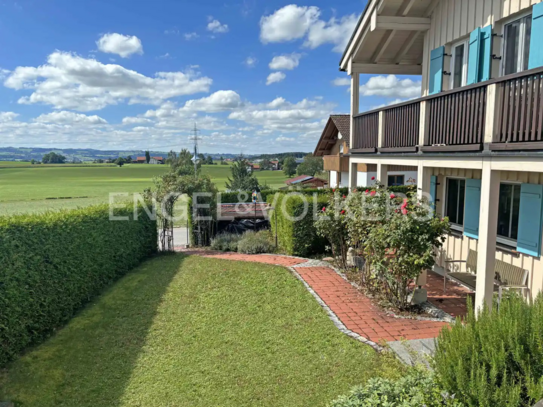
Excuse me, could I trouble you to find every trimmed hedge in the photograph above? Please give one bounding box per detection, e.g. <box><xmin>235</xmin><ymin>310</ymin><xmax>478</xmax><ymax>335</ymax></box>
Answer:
<box><xmin>267</xmin><ymin>193</ymin><xmax>329</xmax><ymax>257</ymax></box>
<box><xmin>0</xmin><ymin>204</ymin><xmax>157</xmax><ymax>366</ymax></box>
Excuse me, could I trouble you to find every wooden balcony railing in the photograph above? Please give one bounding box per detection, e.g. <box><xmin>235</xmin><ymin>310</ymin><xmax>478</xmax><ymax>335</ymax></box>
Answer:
<box><xmin>350</xmin><ymin>66</ymin><xmax>543</xmax><ymax>154</ymax></box>
<box><xmin>352</xmin><ymin>112</ymin><xmax>379</xmax><ymax>152</ymax></box>
<box><xmin>491</xmin><ymin>70</ymin><xmax>543</xmax><ymax>150</ymax></box>
<box><xmin>381</xmin><ymin>102</ymin><xmax>420</xmax><ymax>152</ymax></box>
<box><xmin>323</xmin><ymin>155</ymin><xmax>350</xmax><ymax>172</ymax></box>
<box><xmin>423</xmin><ymin>85</ymin><xmax>487</xmax><ymax>152</ymax></box>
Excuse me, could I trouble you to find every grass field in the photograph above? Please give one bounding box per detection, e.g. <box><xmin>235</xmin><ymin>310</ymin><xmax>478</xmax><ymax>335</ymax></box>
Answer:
<box><xmin>0</xmin><ymin>163</ymin><xmax>288</xmax><ymax>216</ymax></box>
<box><xmin>0</xmin><ymin>255</ymin><xmax>398</xmax><ymax>406</ymax></box>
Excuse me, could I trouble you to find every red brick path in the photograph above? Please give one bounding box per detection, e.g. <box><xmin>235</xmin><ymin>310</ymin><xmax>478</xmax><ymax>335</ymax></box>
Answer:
<box><xmin>179</xmin><ymin>250</ymin><xmax>466</xmax><ymax>343</ymax></box>
<box><xmin>426</xmin><ymin>271</ymin><xmax>470</xmax><ymax>318</ymax></box>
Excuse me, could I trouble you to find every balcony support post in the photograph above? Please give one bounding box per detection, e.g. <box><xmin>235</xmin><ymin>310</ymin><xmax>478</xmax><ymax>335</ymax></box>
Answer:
<box><xmin>377</xmin><ymin>163</ymin><xmax>388</xmax><ymax>186</ymax></box>
<box><xmin>378</xmin><ymin>111</ymin><xmax>385</xmax><ymax>149</ymax></box>
<box><xmin>419</xmin><ymin>100</ymin><xmax>429</xmax><ymax>148</ymax></box>
<box><xmin>415</xmin><ymin>161</ymin><xmax>432</xmax><ymax>290</ymax></box>
<box><xmin>484</xmin><ymin>83</ymin><xmax>499</xmax><ymax>148</ymax></box>
<box><xmin>475</xmin><ymin>161</ymin><xmax>501</xmax><ymax>314</ymax></box>
<box><xmin>349</xmin><ymin>161</ymin><xmax>358</xmax><ymax>190</ymax></box>
<box><xmin>350</xmin><ymin>68</ymin><xmax>359</xmax><ymax>149</ymax></box>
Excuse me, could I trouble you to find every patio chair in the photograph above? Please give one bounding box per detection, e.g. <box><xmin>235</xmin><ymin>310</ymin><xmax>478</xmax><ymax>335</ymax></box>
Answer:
<box><xmin>444</xmin><ymin>249</ymin><xmax>530</xmax><ymax>302</ymax></box>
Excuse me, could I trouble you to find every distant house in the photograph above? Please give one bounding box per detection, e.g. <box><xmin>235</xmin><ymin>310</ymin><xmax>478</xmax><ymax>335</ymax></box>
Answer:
<box><xmin>149</xmin><ymin>156</ymin><xmax>165</xmax><ymax>165</ymax></box>
<box><xmin>250</xmin><ymin>163</ymin><xmax>260</xmax><ymax>171</ymax></box>
<box><xmin>285</xmin><ymin>175</ymin><xmax>327</xmax><ymax>189</ymax></box>
<box><xmin>270</xmin><ymin>160</ymin><xmax>280</xmax><ymax>171</ymax></box>
<box><xmin>134</xmin><ymin>157</ymin><xmax>147</xmax><ymax>164</ymax></box>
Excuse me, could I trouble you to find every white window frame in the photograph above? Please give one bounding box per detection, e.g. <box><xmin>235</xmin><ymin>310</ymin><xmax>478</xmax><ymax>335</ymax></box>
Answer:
<box><xmin>450</xmin><ymin>39</ymin><xmax>469</xmax><ymax>89</ymax></box>
<box><xmin>501</xmin><ymin>11</ymin><xmax>533</xmax><ymax>76</ymax></box>
<box><xmin>496</xmin><ymin>181</ymin><xmax>522</xmax><ymax>247</ymax></box>
<box><xmin>443</xmin><ymin>176</ymin><xmax>467</xmax><ymax>232</ymax></box>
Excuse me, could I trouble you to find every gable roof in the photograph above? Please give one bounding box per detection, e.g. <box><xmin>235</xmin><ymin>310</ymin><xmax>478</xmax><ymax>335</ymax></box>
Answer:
<box><xmin>286</xmin><ymin>175</ymin><xmax>313</xmax><ymax>185</ymax></box>
<box><xmin>313</xmin><ymin>114</ymin><xmax>350</xmax><ymax>157</ymax></box>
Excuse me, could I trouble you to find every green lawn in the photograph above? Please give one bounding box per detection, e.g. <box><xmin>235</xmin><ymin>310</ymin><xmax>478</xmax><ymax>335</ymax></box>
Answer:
<box><xmin>0</xmin><ymin>163</ymin><xmax>288</xmax><ymax>215</ymax></box>
<box><xmin>0</xmin><ymin>255</ymin><xmax>398</xmax><ymax>407</ymax></box>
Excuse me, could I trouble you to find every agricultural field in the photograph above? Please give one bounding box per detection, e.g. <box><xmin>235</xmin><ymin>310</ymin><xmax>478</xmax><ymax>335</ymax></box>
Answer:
<box><xmin>0</xmin><ymin>163</ymin><xmax>288</xmax><ymax>216</ymax></box>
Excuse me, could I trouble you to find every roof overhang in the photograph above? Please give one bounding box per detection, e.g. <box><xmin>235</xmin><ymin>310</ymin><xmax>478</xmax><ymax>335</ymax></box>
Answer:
<box><xmin>340</xmin><ymin>0</ymin><xmax>439</xmax><ymax>75</ymax></box>
<box><xmin>314</xmin><ymin>117</ymin><xmax>341</xmax><ymax>157</ymax></box>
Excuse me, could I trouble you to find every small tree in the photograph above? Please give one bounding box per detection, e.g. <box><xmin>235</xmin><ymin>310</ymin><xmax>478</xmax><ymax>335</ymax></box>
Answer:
<box><xmin>260</xmin><ymin>158</ymin><xmax>271</xmax><ymax>171</ymax></box>
<box><xmin>115</xmin><ymin>157</ymin><xmax>125</xmax><ymax>167</ymax></box>
<box><xmin>125</xmin><ymin>156</ymin><xmax>132</xmax><ymax>163</ymax></box>
<box><xmin>296</xmin><ymin>154</ymin><xmax>323</xmax><ymax>176</ymax></box>
<box><xmin>170</xmin><ymin>148</ymin><xmax>200</xmax><ymax>176</ymax></box>
<box><xmin>225</xmin><ymin>158</ymin><xmax>260</xmax><ymax>191</ymax></box>
<box><xmin>283</xmin><ymin>157</ymin><xmax>297</xmax><ymax>177</ymax></box>
<box><xmin>145</xmin><ymin>151</ymin><xmax>151</xmax><ymax>163</ymax></box>
<box><xmin>361</xmin><ymin>185</ymin><xmax>450</xmax><ymax>308</ymax></box>
<box><xmin>42</xmin><ymin>152</ymin><xmax>66</xmax><ymax>164</ymax></box>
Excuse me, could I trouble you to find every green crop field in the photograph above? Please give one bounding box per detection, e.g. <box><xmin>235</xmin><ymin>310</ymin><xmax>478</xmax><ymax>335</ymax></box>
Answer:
<box><xmin>0</xmin><ymin>163</ymin><xmax>288</xmax><ymax>216</ymax></box>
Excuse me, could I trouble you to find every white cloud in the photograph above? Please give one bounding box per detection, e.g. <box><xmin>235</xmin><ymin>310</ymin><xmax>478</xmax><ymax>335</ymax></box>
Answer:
<box><xmin>158</xmin><ymin>53</ymin><xmax>172</xmax><ymax>59</ymax></box>
<box><xmin>4</xmin><ymin>51</ymin><xmax>213</xmax><ymax>111</ymax></box>
<box><xmin>370</xmin><ymin>99</ymin><xmax>407</xmax><ymax>110</ymax></box>
<box><xmin>360</xmin><ymin>75</ymin><xmax>421</xmax><ymax>99</ymax></box>
<box><xmin>96</xmin><ymin>33</ymin><xmax>143</xmax><ymax>58</ymax></box>
<box><xmin>0</xmin><ymin>111</ymin><xmax>19</xmax><ymax>122</ymax></box>
<box><xmin>276</xmin><ymin>136</ymin><xmax>294</xmax><ymax>142</ymax></box>
<box><xmin>304</xmin><ymin>14</ymin><xmax>358</xmax><ymax>52</ymax></box>
<box><xmin>122</xmin><ymin>116</ymin><xmax>153</xmax><ymax>125</ymax></box>
<box><xmin>184</xmin><ymin>32</ymin><xmax>199</xmax><ymax>40</ymax></box>
<box><xmin>260</xmin><ymin>5</ymin><xmax>319</xmax><ymax>43</ymax></box>
<box><xmin>34</xmin><ymin>111</ymin><xmax>108</xmax><ymax>125</ymax></box>
<box><xmin>244</xmin><ymin>56</ymin><xmax>258</xmax><ymax>68</ymax></box>
<box><xmin>332</xmin><ymin>77</ymin><xmax>351</xmax><ymax>86</ymax></box>
<box><xmin>266</xmin><ymin>72</ymin><xmax>286</xmax><ymax>85</ymax></box>
<box><xmin>269</xmin><ymin>53</ymin><xmax>302</xmax><ymax>70</ymax></box>
<box><xmin>267</xmin><ymin>97</ymin><xmax>287</xmax><ymax>108</ymax></box>
<box><xmin>207</xmin><ymin>17</ymin><xmax>229</xmax><ymax>33</ymax></box>
<box><xmin>164</xmin><ymin>28</ymin><xmax>180</xmax><ymax>35</ymax></box>
<box><xmin>260</xmin><ymin>4</ymin><xmax>320</xmax><ymax>44</ymax></box>
<box><xmin>182</xmin><ymin>90</ymin><xmax>243</xmax><ymax>112</ymax></box>
<box><xmin>260</xmin><ymin>5</ymin><xmax>358</xmax><ymax>53</ymax></box>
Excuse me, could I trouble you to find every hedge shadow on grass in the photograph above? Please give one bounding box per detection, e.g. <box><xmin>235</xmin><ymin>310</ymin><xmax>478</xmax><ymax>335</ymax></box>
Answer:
<box><xmin>0</xmin><ymin>254</ymin><xmax>184</xmax><ymax>407</ymax></box>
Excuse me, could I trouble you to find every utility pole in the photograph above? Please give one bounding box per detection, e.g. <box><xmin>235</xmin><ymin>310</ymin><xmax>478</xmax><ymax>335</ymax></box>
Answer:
<box><xmin>189</xmin><ymin>122</ymin><xmax>202</xmax><ymax>177</ymax></box>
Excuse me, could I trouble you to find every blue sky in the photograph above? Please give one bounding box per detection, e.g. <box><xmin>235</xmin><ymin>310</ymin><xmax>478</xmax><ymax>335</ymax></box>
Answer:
<box><xmin>0</xmin><ymin>0</ymin><xmax>421</xmax><ymax>154</ymax></box>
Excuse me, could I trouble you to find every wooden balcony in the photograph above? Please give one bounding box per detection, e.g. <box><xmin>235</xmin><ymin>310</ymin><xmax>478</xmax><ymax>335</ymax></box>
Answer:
<box><xmin>351</xmin><ymin>67</ymin><xmax>543</xmax><ymax>154</ymax></box>
<box><xmin>323</xmin><ymin>155</ymin><xmax>350</xmax><ymax>172</ymax></box>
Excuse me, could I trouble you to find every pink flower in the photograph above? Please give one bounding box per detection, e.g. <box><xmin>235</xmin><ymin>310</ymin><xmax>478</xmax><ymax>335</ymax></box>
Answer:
<box><xmin>342</xmin><ymin>195</ymin><xmax>346</xmax><ymax>199</ymax></box>
<box><xmin>340</xmin><ymin>210</ymin><xmax>346</xmax><ymax>215</ymax></box>
<box><xmin>390</xmin><ymin>193</ymin><xmax>396</xmax><ymax>199</ymax></box>
<box><xmin>365</xmin><ymin>189</ymin><xmax>369</xmax><ymax>195</ymax></box>
<box><xmin>322</xmin><ymin>207</ymin><xmax>326</xmax><ymax>212</ymax></box>
<box><xmin>401</xmin><ymin>208</ymin><xmax>408</xmax><ymax>215</ymax></box>
<box><xmin>332</xmin><ymin>189</ymin><xmax>336</xmax><ymax>193</ymax></box>
<box><xmin>370</xmin><ymin>191</ymin><xmax>376</xmax><ymax>197</ymax></box>
<box><xmin>371</xmin><ymin>176</ymin><xmax>375</xmax><ymax>180</ymax></box>
<box><xmin>353</xmin><ymin>189</ymin><xmax>358</xmax><ymax>193</ymax></box>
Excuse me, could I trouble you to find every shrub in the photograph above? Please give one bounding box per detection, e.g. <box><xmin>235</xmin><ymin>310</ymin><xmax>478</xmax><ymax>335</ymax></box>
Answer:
<box><xmin>237</xmin><ymin>230</ymin><xmax>275</xmax><ymax>254</ymax></box>
<box><xmin>267</xmin><ymin>193</ymin><xmax>329</xmax><ymax>257</ymax></box>
<box><xmin>434</xmin><ymin>294</ymin><xmax>543</xmax><ymax>406</ymax></box>
<box><xmin>0</xmin><ymin>204</ymin><xmax>157</xmax><ymax>367</ymax></box>
<box><xmin>329</xmin><ymin>368</ymin><xmax>460</xmax><ymax>406</ymax></box>
<box><xmin>315</xmin><ymin>191</ymin><xmax>350</xmax><ymax>269</ymax></box>
<box><xmin>210</xmin><ymin>233</ymin><xmax>242</xmax><ymax>252</ymax></box>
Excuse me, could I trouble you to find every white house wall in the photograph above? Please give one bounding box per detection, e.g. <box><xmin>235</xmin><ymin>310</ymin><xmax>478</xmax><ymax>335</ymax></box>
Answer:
<box><xmin>421</xmin><ymin>0</ymin><xmax>541</xmax><ymax>95</ymax></box>
<box><xmin>340</xmin><ymin>171</ymin><xmax>350</xmax><ymax>188</ymax></box>
<box><xmin>330</xmin><ymin>171</ymin><xmax>338</xmax><ymax>188</ymax></box>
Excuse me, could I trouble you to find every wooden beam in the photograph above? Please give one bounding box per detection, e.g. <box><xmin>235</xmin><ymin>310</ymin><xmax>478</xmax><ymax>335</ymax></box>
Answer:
<box><xmin>397</xmin><ymin>0</ymin><xmax>417</xmax><ymax>16</ymax></box>
<box><xmin>349</xmin><ymin>63</ymin><xmax>422</xmax><ymax>75</ymax></box>
<box><xmin>394</xmin><ymin>31</ymin><xmax>420</xmax><ymax>63</ymax></box>
<box><xmin>371</xmin><ymin>30</ymin><xmax>396</xmax><ymax>63</ymax></box>
<box><xmin>371</xmin><ymin>12</ymin><xmax>431</xmax><ymax>31</ymax></box>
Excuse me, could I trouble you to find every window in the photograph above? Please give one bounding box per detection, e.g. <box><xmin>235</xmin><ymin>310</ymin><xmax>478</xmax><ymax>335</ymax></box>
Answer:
<box><xmin>446</xmin><ymin>178</ymin><xmax>466</xmax><ymax>226</ymax></box>
<box><xmin>503</xmin><ymin>14</ymin><xmax>532</xmax><ymax>75</ymax></box>
<box><xmin>388</xmin><ymin>175</ymin><xmax>405</xmax><ymax>186</ymax></box>
<box><xmin>497</xmin><ymin>183</ymin><xmax>521</xmax><ymax>243</ymax></box>
<box><xmin>451</xmin><ymin>41</ymin><xmax>468</xmax><ymax>88</ymax></box>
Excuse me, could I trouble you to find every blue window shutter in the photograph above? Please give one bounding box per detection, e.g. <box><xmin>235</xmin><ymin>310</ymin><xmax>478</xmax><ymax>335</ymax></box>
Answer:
<box><xmin>430</xmin><ymin>175</ymin><xmax>438</xmax><ymax>212</ymax></box>
<box><xmin>529</xmin><ymin>3</ymin><xmax>543</xmax><ymax>69</ymax></box>
<box><xmin>517</xmin><ymin>183</ymin><xmax>543</xmax><ymax>257</ymax></box>
<box><xmin>479</xmin><ymin>25</ymin><xmax>493</xmax><ymax>82</ymax></box>
<box><xmin>467</xmin><ymin>28</ymin><xmax>481</xmax><ymax>85</ymax></box>
<box><xmin>464</xmin><ymin>179</ymin><xmax>482</xmax><ymax>239</ymax></box>
<box><xmin>429</xmin><ymin>47</ymin><xmax>445</xmax><ymax>95</ymax></box>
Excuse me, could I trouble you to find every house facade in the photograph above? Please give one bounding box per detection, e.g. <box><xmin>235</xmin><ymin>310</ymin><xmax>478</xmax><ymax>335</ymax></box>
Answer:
<box><xmin>314</xmin><ymin>115</ymin><xmax>418</xmax><ymax>188</ymax></box>
<box><xmin>341</xmin><ymin>0</ymin><xmax>543</xmax><ymax>311</ymax></box>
